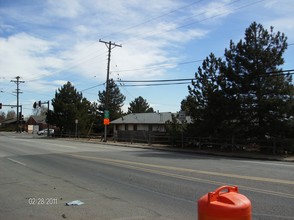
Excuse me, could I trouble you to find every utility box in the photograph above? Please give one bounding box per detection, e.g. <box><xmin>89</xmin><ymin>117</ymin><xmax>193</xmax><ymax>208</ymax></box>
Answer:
<box><xmin>33</xmin><ymin>125</ymin><xmax>39</xmax><ymax>134</ymax></box>
<box><xmin>28</xmin><ymin>125</ymin><xmax>39</xmax><ymax>134</ymax></box>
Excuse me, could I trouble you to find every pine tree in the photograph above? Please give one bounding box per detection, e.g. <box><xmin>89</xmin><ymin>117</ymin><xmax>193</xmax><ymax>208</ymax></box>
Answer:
<box><xmin>97</xmin><ymin>79</ymin><xmax>126</xmax><ymax>120</ymax></box>
<box><xmin>185</xmin><ymin>22</ymin><xmax>293</xmax><ymax>138</ymax></box>
<box><xmin>128</xmin><ymin>96</ymin><xmax>154</xmax><ymax>113</ymax></box>
<box><xmin>221</xmin><ymin>22</ymin><xmax>292</xmax><ymax>137</ymax></box>
<box><xmin>47</xmin><ymin>82</ymin><xmax>93</xmax><ymax>133</ymax></box>
<box><xmin>187</xmin><ymin>53</ymin><xmax>230</xmax><ymax>136</ymax></box>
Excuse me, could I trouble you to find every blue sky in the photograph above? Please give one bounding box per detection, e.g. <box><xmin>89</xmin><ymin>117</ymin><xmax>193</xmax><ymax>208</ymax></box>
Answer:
<box><xmin>0</xmin><ymin>0</ymin><xmax>293</xmax><ymax>117</ymax></box>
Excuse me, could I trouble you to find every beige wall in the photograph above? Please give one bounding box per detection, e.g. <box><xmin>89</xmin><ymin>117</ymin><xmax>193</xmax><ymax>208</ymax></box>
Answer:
<box><xmin>114</xmin><ymin>124</ymin><xmax>166</xmax><ymax>132</ymax></box>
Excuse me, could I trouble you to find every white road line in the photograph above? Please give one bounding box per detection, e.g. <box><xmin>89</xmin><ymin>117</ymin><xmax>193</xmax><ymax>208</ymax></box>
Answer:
<box><xmin>7</xmin><ymin>158</ymin><xmax>27</xmax><ymax>167</ymax></box>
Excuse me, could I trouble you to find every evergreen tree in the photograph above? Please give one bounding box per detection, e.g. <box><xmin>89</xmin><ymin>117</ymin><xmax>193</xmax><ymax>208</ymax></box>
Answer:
<box><xmin>221</xmin><ymin>22</ymin><xmax>292</xmax><ymax>137</ymax></box>
<box><xmin>47</xmin><ymin>82</ymin><xmax>93</xmax><ymax>134</ymax></box>
<box><xmin>165</xmin><ymin>114</ymin><xmax>183</xmax><ymax>146</ymax></box>
<box><xmin>181</xmin><ymin>95</ymin><xmax>195</xmax><ymax>117</ymax></box>
<box><xmin>187</xmin><ymin>53</ymin><xmax>233</xmax><ymax>136</ymax></box>
<box><xmin>185</xmin><ymin>22</ymin><xmax>293</xmax><ymax>138</ymax></box>
<box><xmin>97</xmin><ymin>79</ymin><xmax>126</xmax><ymax>120</ymax></box>
<box><xmin>128</xmin><ymin>96</ymin><xmax>154</xmax><ymax>113</ymax></box>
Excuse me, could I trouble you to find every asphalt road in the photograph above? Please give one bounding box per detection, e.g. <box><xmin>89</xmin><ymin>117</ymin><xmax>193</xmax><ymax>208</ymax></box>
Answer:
<box><xmin>0</xmin><ymin>132</ymin><xmax>293</xmax><ymax>220</ymax></box>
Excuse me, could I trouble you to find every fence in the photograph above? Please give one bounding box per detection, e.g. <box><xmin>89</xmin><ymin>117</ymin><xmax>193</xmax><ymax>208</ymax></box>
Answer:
<box><xmin>53</xmin><ymin>130</ymin><xmax>293</xmax><ymax>155</ymax></box>
<box><xmin>114</xmin><ymin>130</ymin><xmax>170</xmax><ymax>145</ymax></box>
<box><xmin>114</xmin><ymin>131</ymin><xmax>293</xmax><ymax>155</ymax></box>
<box><xmin>182</xmin><ymin>136</ymin><xmax>293</xmax><ymax>155</ymax></box>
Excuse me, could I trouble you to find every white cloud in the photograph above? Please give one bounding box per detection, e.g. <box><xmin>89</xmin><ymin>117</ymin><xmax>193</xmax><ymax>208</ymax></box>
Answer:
<box><xmin>52</xmin><ymin>80</ymin><xmax>69</xmax><ymax>87</ymax></box>
<box><xmin>270</xmin><ymin>18</ymin><xmax>294</xmax><ymax>35</ymax></box>
<box><xmin>53</xmin><ymin>24</ymin><xmax>207</xmax><ymax>83</ymax></box>
<box><xmin>4</xmin><ymin>0</ymin><xmax>292</xmax><ymax>115</ymax></box>
<box><xmin>45</xmin><ymin>0</ymin><xmax>83</xmax><ymax>18</ymax></box>
<box><xmin>185</xmin><ymin>0</ymin><xmax>235</xmax><ymax>25</ymax></box>
<box><xmin>0</xmin><ymin>0</ymin><xmax>213</xmax><ymax>94</ymax></box>
<box><xmin>0</xmin><ymin>33</ymin><xmax>64</xmax><ymax>82</ymax></box>
<box><xmin>74</xmin><ymin>25</ymin><xmax>97</xmax><ymax>37</ymax></box>
<box><xmin>264</xmin><ymin>0</ymin><xmax>293</xmax><ymax>12</ymax></box>
<box><xmin>0</xmin><ymin>23</ymin><xmax>14</xmax><ymax>33</ymax></box>
<box><xmin>202</xmin><ymin>1</ymin><xmax>233</xmax><ymax>19</ymax></box>
<box><xmin>261</xmin><ymin>0</ymin><xmax>294</xmax><ymax>39</ymax></box>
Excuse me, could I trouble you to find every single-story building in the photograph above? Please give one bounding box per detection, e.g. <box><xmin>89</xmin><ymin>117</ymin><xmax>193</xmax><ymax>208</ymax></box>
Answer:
<box><xmin>110</xmin><ymin>112</ymin><xmax>191</xmax><ymax>142</ymax></box>
<box><xmin>25</xmin><ymin>115</ymin><xmax>47</xmax><ymax>133</ymax></box>
<box><xmin>0</xmin><ymin>118</ymin><xmax>17</xmax><ymax>130</ymax></box>
<box><xmin>0</xmin><ymin>117</ymin><xmax>26</xmax><ymax>131</ymax></box>
<box><xmin>111</xmin><ymin>112</ymin><xmax>173</xmax><ymax>132</ymax></box>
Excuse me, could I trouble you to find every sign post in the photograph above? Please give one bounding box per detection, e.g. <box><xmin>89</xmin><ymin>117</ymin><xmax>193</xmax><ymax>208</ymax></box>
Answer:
<box><xmin>75</xmin><ymin>119</ymin><xmax>78</xmax><ymax>139</ymax></box>
<box><xmin>179</xmin><ymin>111</ymin><xmax>186</xmax><ymax>148</ymax></box>
<box><xmin>104</xmin><ymin>110</ymin><xmax>110</xmax><ymax>141</ymax></box>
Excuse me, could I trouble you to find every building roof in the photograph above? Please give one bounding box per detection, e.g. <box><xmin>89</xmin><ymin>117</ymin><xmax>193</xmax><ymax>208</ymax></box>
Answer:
<box><xmin>1</xmin><ymin>117</ymin><xmax>17</xmax><ymax>124</ymax></box>
<box><xmin>29</xmin><ymin>115</ymin><xmax>46</xmax><ymax>124</ymax></box>
<box><xmin>111</xmin><ymin>112</ymin><xmax>173</xmax><ymax>125</ymax></box>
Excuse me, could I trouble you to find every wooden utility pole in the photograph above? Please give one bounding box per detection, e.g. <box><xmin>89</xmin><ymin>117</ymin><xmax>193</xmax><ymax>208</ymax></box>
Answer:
<box><xmin>11</xmin><ymin>76</ymin><xmax>25</xmax><ymax>133</ymax></box>
<box><xmin>99</xmin><ymin>40</ymin><xmax>122</xmax><ymax>142</ymax></box>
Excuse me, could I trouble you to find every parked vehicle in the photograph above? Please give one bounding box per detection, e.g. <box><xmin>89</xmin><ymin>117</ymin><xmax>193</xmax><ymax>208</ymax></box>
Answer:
<box><xmin>37</xmin><ymin>129</ymin><xmax>54</xmax><ymax>135</ymax></box>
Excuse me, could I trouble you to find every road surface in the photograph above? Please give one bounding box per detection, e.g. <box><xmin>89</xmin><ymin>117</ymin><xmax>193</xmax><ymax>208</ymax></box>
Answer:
<box><xmin>0</xmin><ymin>132</ymin><xmax>293</xmax><ymax>219</ymax></box>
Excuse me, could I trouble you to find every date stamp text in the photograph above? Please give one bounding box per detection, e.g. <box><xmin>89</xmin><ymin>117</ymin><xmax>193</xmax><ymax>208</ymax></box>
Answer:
<box><xmin>28</xmin><ymin>197</ymin><xmax>58</xmax><ymax>205</ymax></box>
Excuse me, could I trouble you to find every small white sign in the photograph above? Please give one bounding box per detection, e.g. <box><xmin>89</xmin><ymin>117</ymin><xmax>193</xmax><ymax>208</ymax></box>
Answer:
<box><xmin>179</xmin><ymin>111</ymin><xmax>186</xmax><ymax>121</ymax></box>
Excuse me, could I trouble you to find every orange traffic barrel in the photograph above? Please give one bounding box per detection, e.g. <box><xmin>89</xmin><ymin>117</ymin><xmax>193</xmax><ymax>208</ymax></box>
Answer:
<box><xmin>198</xmin><ymin>186</ymin><xmax>251</xmax><ymax>220</ymax></box>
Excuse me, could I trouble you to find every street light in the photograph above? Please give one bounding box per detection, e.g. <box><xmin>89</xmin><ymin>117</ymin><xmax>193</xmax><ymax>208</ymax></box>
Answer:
<box><xmin>0</xmin><ymin>90</ymin><xmax>17</xmax><ymax>96</ymax></box>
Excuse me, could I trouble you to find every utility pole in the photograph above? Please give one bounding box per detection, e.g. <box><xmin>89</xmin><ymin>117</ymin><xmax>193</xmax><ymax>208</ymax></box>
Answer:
<box><xmin>11</xmin><ymin>76</ymin><xmax>25</xmax><ymax>133</ymax></box>
<box><xmin>99</xmin><ymin>39</ymin><xmax>122</xmax><ymax>142</ymax></box>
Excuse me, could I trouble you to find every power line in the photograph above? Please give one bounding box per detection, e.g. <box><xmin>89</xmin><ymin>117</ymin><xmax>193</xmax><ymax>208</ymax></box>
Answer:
<box><xmin>259</xmin><ymin>69</ymin><xmax>294</xmax><ymax>77</ymax></box>
<box><xmin>26</xmin><ymin>0</ymin><xmax>267</xmax><ymax>84</ymax></box>
<box><xmin>80</xmin><ymin>83</ymin><xmax>105</xmax><ymax>92</ymax></box>
<box><xmin>116</xmin><ymin>69</ymin><xmax>294</xmax><ymax>87</ymax></box>
<box><xmin>50</xmin><ymin>1</ymin><xmax>203</xmax><ymax>78</ymax></box>
<box><xmin>120</xmin><ymin>82</ymin><xmax>190</xmax><ymax>87</ymax></box>
<box><xmin>170</xmin><ymin>0</ymin><xmax>264</xmax><ymax>32</ymax></box>
<box><xmin>111</xmin><ymin>59</ymin><xmax>136</xmax><ymax>105</ymax></box>
<box><xmin>25</xmin><ymin>50</ymin><xmax>108</xmax><ymax>83</ymax></box>
<box><xmin>113</xmin><ymin>59</ymin><xmax>204</xmax><ymax>73</ymax></box>
<box><xmin>74</xmin><ymin>0</ymin><xmax>278</xmax><ymax>85</ymax></box>
<box><xmin>41</xmin><ymin>1</ymin><xmax>205</xmax><ymax>79</ymax></box>
<box><xmin>16</xmin><ymin>0</ymin><xmax>288</xmax><ymax>91</ymax></box>
<box><xmin>33</xmin><ymin>0</ymin><xmax>259</xmax><ymax>80</ymax></box>
<box><xmin>99</xmin><ymin>0</ymin><xmax>205</xmax><ymax>40</ymax></box>
<box><xmin>49</xmin><ymin>1</ymin><xmax>200</xmax><ymax>77</ymax></box>
<box><xmin>118</xmin><ymin>78</ymin><xmax>193</xmax><ymax>83</ymax></box>
<box><xmin>119</xmin><ymin>0</ymin><xmax>264</xmax><ymax>45</ymax></box>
